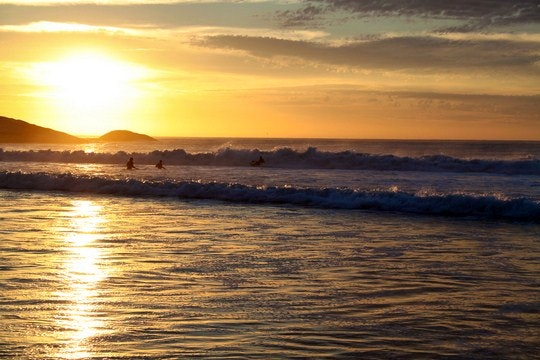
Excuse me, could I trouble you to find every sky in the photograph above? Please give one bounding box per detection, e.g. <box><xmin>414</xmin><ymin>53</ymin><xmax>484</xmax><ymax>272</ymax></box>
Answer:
<box><xmin>0</xmin><ymin>0</ymin><xmax>539</xmax><ymax>139</ymax></box>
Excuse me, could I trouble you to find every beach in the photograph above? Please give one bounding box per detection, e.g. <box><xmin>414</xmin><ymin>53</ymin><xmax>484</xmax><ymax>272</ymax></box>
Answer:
<box><xmin>1</xmin><ymin>138</ymin><xmax>539</xmax><ymax>358</ymax></box>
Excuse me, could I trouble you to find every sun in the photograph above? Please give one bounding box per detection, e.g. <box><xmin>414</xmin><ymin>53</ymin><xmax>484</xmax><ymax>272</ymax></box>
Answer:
<box><xmin>30</xmin><ymin>50</ymin><xmax>149</xmax><ymax>134</ymax></box>
<box><xmin>38</xmin><ymin>51</ymin><xmax>145</xmax><ymax>108</ymax></box>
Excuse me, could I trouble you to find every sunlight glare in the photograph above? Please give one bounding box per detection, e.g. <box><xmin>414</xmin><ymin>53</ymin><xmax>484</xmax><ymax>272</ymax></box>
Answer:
<box><xmin>37</xmin><ymin>52</ymin><xmax>145</xmax><ymax>108</ymax></box>
<box><xmin>56</xmin><ymin>200</ymin><xmax>109</xmax><ymax>359</ymax></box>
<box><xmin>29</xmin><ymin>50</ymin><xmax>150</xmax><ymax>134</ymax></box>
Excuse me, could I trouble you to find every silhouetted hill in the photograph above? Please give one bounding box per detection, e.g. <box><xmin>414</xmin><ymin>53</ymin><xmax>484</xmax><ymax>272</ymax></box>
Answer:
<box><xmin>98</xmin><ymin>130</ymin><xmax>157</xmax><ymax>142</ymax></box>
<box><xmin>0</xmin><ymin>116</ymin><xmax>157</xmax><ymax>143</ymax></box>
<box><xmin>0</xmin><ymin>116</ymin><xmax>82</xmax><ymax>143</ymax></box>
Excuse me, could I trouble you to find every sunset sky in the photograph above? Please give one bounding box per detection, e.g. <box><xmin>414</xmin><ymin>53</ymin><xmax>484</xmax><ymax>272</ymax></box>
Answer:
<box><xmin>1</xmin><ymin>0</ymin><xmax>539</xmax><ymax>139</ymax></box>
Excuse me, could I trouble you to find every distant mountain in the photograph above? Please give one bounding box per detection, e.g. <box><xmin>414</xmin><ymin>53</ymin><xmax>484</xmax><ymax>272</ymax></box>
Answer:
<box><xmin>0</xmin><ymin>116</ymin><xmax>157</xmax><ymax>143</ymax></box>
<box><xmin>0</xmin><ymin>116</ymin><xmax>82</xmax><ymax>143</ymax></box>
<box><xmin>98</xmin><ymin>130</ymin><xmax>157</xmax><ymax>142</ymax></box>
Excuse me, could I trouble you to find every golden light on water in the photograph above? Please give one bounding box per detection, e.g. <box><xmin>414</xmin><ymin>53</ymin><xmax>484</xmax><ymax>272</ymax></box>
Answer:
<box><xmin>83</xmin><ymin>144</ymin><xmax>98</xmax><ymax>154</ymax></box>
<box><xmin>56</xmin><ymin>200</ymin><xmax>108</xmax><ymax>359</ymax></box>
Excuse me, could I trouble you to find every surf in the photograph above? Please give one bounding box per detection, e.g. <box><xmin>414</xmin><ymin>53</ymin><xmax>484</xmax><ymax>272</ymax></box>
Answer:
<box><xmin>1</xmin><ymin>170</ymin><xmax>538</xmax><ymax>221</ymax></box>
<box><xmin>0</xmin><ymin>147</ymin><xmax>539</xmax><ymax>175</ymax></box>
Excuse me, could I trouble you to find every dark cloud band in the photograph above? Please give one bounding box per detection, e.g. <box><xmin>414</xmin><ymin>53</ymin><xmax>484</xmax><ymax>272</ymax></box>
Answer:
<box><xmin>279</xmin><ymin>0</ymin><xmax>540</xmax><ymax>30</ymax></box>
<box><xmin>197</xmin><ymin>34</ymin><xmax>540</xmax><ymax>72</ymax></box>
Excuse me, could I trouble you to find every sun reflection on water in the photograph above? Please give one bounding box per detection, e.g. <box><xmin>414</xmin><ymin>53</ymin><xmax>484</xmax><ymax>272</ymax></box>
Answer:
<box><xmin>56</xmin><ymin>200</ymin><xmax>108</xmax><ymax>359</ymax></box>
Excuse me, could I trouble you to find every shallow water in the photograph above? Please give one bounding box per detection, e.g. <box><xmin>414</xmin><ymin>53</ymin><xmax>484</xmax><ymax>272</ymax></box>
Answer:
<box><xmin>1</xmin><ymin>189</ymin><xmax>538</xmax><ymax>359</ymax></box>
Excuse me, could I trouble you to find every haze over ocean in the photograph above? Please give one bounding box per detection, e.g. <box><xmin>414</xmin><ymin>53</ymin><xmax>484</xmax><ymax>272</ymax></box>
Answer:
<box><xmin>1</xmin><ymin>138</ymin><xmax>539</xmax><ymax>358</ymax></box>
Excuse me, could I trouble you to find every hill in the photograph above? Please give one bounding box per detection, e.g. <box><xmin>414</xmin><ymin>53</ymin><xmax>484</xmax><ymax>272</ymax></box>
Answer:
<box><xmin>0</xmin><ymin>116</ymin><xmax>157</xmax><ymax>143</ymax></box>
<box><xmin>0</xmin><ymin>116</ymin><xmax>82</xmax><ymax>143</ymax></box>
<box><xmin>98</xmin><ymin>130</ymin><xmax>157</xmax><ymax>142</ymax></box>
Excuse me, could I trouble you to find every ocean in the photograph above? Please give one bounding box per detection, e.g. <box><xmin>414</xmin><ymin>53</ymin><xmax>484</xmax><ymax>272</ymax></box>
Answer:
<box><xmin>0</xmin><ymin>138</ymin><xmax>539</xmax><ymax>359</ymax></box>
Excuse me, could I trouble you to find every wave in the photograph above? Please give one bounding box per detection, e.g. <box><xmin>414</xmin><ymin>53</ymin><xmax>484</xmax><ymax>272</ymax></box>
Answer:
<box><xmin>1</xmin><ymin>171</ymin><xmax>538</xmax><ymax>222</ymax></box>
<box><xmin>0</xmin><ymin>147</ymin><xmax>539</xmax><ymax>175</ymax></box>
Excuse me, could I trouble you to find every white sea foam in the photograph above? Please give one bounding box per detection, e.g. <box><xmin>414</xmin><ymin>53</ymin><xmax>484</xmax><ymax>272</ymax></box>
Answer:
<box><xmin>1</xmin><ymin>171</ymin><xmax>538</xmax><ymax>221</ymax></box>
<box><xmin>0</xmin><ymin>147</ymin><xmax>538</xmax><ymax>174</ymax></box>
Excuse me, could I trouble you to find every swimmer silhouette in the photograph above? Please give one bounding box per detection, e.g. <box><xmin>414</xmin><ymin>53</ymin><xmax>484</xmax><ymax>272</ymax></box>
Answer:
<box><xmin>126</xmin><ymin>157</ymin><xmax>137</xmax><ymax>170</ymax></box>
<box><xmin>250</xmin><ymin>156</ymin><xmax>265</xmax><ymax>167</ymax></box>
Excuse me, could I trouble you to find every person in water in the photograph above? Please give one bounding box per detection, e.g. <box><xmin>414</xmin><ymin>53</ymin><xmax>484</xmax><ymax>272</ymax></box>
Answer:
<box><xmin>126</xmin><ymin>157</ymin><xmax>137</xmax><ymax>170</ymax></box>
<box><xmin>156</xmin><ymin>160</ymin><xmax>165</xmax><ymax>169</ymax></box>
<box><xmin>250</xmin><ymin>156</ymin><xmax>265</xmax><ymax>167</ymax></box>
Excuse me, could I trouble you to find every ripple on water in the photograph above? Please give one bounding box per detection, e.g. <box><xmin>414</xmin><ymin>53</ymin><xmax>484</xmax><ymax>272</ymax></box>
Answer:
<box><xmin>0</xmin><ymin>191</ymin><xmax>539</xmax><ymax>358</ymax></box>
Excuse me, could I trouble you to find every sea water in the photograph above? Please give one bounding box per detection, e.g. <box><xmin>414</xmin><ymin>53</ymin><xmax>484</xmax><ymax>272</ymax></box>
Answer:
<box><xmin>0</xmin><ymin>139</ymin><xmax>539</xmax><ymax>358</ymax></box>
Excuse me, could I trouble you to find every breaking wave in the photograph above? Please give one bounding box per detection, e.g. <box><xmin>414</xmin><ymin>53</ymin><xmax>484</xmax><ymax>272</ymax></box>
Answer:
<box><xmin>1</xmin><ymin>171</ymin><xmax>538</xmax><ymax>221</ymax></box>
<box><xmin>0</xmin><ymin>147</ymin><xmax>538</xmax><ymax>175</ymax></box>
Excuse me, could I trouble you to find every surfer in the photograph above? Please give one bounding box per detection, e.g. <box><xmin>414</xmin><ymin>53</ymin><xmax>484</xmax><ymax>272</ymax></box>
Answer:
<box><xmin>250</xmin><ymin>156</ymin><xmax>265</xmax><ymax>167</ymax></box>
<box><xmin>156</xmin><ymin>160</ymin><xmax>165</xmax><ymax>169</ymax></box>
<box><xmin>126</xmin><ymin>157</ymin><xmax>137</xmax><ymax>170</ymax></box>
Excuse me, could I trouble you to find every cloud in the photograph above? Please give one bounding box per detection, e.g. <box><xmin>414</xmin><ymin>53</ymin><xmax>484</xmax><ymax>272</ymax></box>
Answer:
<box><xmin>0</xmin><ymin>21</ymin><xmax>141</xmax><ymax>35</ymax></box>
<box><xmin>0</xmin><ymin>0</ymin><xmax>247</xmax><ymax>4</ymax></box>
<box><xmin>0</xmin><ymin>2</ymin><xmax>279</xmax><ymax>30</ymax></box>
<box><xmin>278</xmin><ymin>0</ymin><xmax>540</xmax><ymax>30</ymax></box>
<box><xmin>388</xmin><ymin>91</ymin><xmax>540</xmax><ymax>118</ymax></box>
<box><xmin>0</xmin><ymin>21</ymin><xmax>328</xmax><ymax>43</ymax></box>
<box><xmin>197</xmin><ymin>34</ymin><xmax>540</xmax><ymax>72</ymax></box>
<box><xmin>242</xmin><ymin>86</ymin><xmax>540</xmax><ymax>139</ymax></box>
